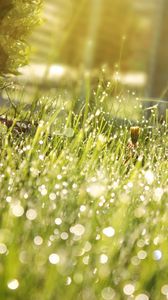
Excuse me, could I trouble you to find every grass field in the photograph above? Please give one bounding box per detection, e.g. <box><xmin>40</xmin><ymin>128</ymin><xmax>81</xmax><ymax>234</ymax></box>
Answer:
<box><xmin>0</xmin><ymin>87</ymin><xmax>167</xmax><ymax>300</ymax></box>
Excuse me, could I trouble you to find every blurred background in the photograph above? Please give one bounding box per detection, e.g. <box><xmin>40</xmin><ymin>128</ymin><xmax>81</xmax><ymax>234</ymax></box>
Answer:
<box><xmin>10</xmin><ymin>0</ymin><xmax>168</xmax><ymax>116</ymax></box>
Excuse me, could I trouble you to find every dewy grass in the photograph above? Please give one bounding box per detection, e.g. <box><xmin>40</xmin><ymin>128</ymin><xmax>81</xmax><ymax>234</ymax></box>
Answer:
<box><xmin>0</xmin><ymin>94</ymin><xmax>167</xmax><ymax>300</ymax></box>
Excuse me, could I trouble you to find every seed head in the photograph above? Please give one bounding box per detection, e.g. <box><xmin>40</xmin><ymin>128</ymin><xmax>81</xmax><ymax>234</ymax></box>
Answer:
<box><xmin>130</xmin><ymin>126</ymin><xmax>140</xmax><ymax>145</ymax></box>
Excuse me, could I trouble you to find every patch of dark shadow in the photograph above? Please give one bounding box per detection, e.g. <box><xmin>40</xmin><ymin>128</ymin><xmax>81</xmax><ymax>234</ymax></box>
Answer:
<box><xmin>0</xmin><ymin>45</ymin><xmax>8</xmax><ymax>72</ymax></box>
<box><xmin>0</xmin><ymin>0</ymin><xmax>14</xmax><ymax>21</ymax></box>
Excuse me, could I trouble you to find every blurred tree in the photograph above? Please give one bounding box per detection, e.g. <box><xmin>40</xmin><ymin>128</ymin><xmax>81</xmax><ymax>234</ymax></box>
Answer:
<box><xmin>31</xmin><ymin>0</ymin><xmax>134</xmax><ymax>71</ymax></box>
<box><xmin>148</xmin><ymin>0</ymin><xmax>168</xmax><ymax>100</ymax></box>
<box><xmin>0</xmin><ymin>0</ymin><xmax>42</xmax><ymax>76</ymax></box>
<box><xmin>59</xmin><ymin>0</ymin><xmax>134</xmax><ymax>70</ymax></box>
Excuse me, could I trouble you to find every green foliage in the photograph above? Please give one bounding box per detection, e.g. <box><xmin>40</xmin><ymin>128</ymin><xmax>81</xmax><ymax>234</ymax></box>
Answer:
<box><xmin>0</xmin><ymin>0</ymin><xmax>42</xmax><ymax>76</ymax></box>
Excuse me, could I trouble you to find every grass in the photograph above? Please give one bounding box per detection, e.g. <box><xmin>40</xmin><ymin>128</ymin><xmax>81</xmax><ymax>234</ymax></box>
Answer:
<box><xmin>0</xmin><ymin>86</ymin><xmax>167</xmax><ymax>300</ymax></box>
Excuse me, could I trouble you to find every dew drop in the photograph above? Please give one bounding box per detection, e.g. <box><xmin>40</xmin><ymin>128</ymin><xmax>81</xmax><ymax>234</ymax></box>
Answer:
<box><xmin>70</xmin><ymin>224</ymin><xmax>85</xmax><ymax>236</ymax></box>
<box><xmin>83</xmin><ymin>255</ymin><xmax>89</xmax><ymax>265</ymax></box>
<box><xmin>7</xmin><ymin>279</ymin><xmax>19</xmax><ymax>290</ymax></box>
<box><xmin>11</xmin><ymin>203</ymin><xmax>24</xmax><ymax>217</ymax></box>
<box><xmin>49</xmin><ymin>253</ymin><xmax>60</xmax><ymax>265</ymax></box>
<box><xmin>137</xmin><ymin>250</ymin><xmax>147</xmax><ymax>260</ymax></box>
<box><xmin>144</xmin><ymin>170</ymin><xmax>154</xmax><ymax>185</ymax></box>
<box><xmin>87</xmin><ymin>182</ymin><xmax>106</xmax><ymax>198</ymax></box>
<box><xmin>135</xmin><ymin>294</ymin><xmax>149</xmax><ymax>300</ymax></box>
<box><xmin>100</xmin><ymin>254</ymin><xmax>108</xmax><ymax>264</ymax></box>
<box><xmin>123</xmin><ymin>284</ymin><xmax>135</xmax><ymax>295</ymax></box>
<box><xmin>161</xmin><ymin>284</ymin><xmax>168</xmax><ymax>295</ymax></box>
<box><xmin>55</xmin><ymin>218</ymin><xmax>62</xmax><ymax>225</ymax></box>
<box><xmin>154</xmin><ymin>188</ymin><xmax>164</xmax><ymax>201</ymax></box>
<box><xmin>60</xmin><ymin>232</ymin><xmax>69</xmax><ymax>240</ymax></box>
<box><xmin>0</xmin><ymin>243</ymin><xmax>7</xmax><ymax>254</ymax></box>
<box><xmin>49</xmin><ymin>193</ymin><xmax>56</xmax><ymax>201</ymax></box>
<box><xmin>102</xmin><ymin>227</ymin><xmax>115</xmax><ymax>237</ymax></box>
<box><xmin>66</xmin><ymin>276</ymin><xmax>72</xmax><ymax>286</ymax></box>
<box><xmin>153</xmin><ymin>250</ymin><xmax>162</xmax><ymax>261</ymax></box>
<box><xmin>101</xmin><ymin>287</ymin><xmax>115</xmax><ymax>300</ymax></box>
<box><xmin>26</xmin><ymin>209</ymin><xmax>37</xmax><ymax>220</ymax></box>
<box><xmin>34</xmin><ymin>236</ymin><xmax>43</xmax><ymax>246</ymax></box>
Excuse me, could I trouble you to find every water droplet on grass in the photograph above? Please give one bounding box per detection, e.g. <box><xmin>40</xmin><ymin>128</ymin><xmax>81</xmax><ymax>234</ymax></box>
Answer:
<box><xmin>60</xmin><ymin>232</ymin><xmax>69</xmax><ymax>240</ymax></box>
<box><xmin>6</xmin><ymin>196</ymin><xmax>12</xmax><ymax>203</ymax></box>
<box><xmin>34</xmin><ymin>236</ymin><xmax>43</xmax><ymax>246</ymax></box>
<box><xmin>38</xmin><ymin>185</ymin><xmax>47</xmax><ymax>196</ymax></box>
<box><xmin>39</xmin><ymin>154</ymin><xmax>44</xmax><ymax>161</ymax></box>
<box><xmin>137</xmin><ymin>250</ymin><xmax>147</xmax><ymax>260</ymax></box>
<box><xmin>83</xmin><ymin>255</ymin><xmax>89</xmax><ymax>265</ymax></box>
<box><xmin>161</xmin><ymin>284</ymin><xmax>168</xmax><ymax>295</ymax></box>
<box><xmin>83</xmin><ymin>241</ymin><xmax>92</xmax><ymax>252</ymax></box>
<box><xmin>144</xmin><ymin>170</ymin><xmax>154</xmax><ymax>185</ymax></box>
<box><xmin>135</xmin><ymin>294</ymin><xmax>149</xmax><ymax>300</ymax></box>
<box><xmin>100</xmin><ymin>254</ymin><xmax>108</xmax><ymax>264</ymax></box>
<box><xmin>153</xmin><ymin>250</ymin><xmax>162</xmax><ymax>261</ymax></box>
<box><xmin>154</xmin><ymin>188</ymin><xmax>164</xmax><ymax>201</ymax></box>
<box><xmin>123</xmin><ymin>283</ymin><xmax>135</xmax><ymax>295</ymax></box>
<box><xmin>49</xmin><ymin>253</ymin><xmax>60</xmax><ymax>264</ymax></box>
<box><xmin>87</xmin><ymin>182</ymin><xmax>106</xmax><ymax>198</ymax></box>
<box><xmin>65</xmin><ymin>277</ymin><xmax>72</xmax><ymax>286</ymax></box>
<box><xmin>0</xmin><ymin>243</ymin><xmax>7</xmax><ymax>254</ymax></box>
<box><xmin>101</xmin><ymin>287</ymin><xmax>115</xmax><ymax>300</ymax></box>
<box><xmin>70</xmin><ymin>224</ymin><xmax>85</xmax><ymax>236</ymax></box>
<box><xmin>49</xmin><ymin>193</ymin><xmax>56</xmax><ymax>201</ymax></box>
<box><xmin>80</xmin><ymin>205</ymin><xmax>86</xmax><ymax>212</ymax></box>
<box><xmin>7</xmin><ymin>279</ymin><xmax>19</xmax><ymax>290</ymax></box>
<box><xmin>102</xmin><ymin>227</ymin><xmax>115</xmax><ymax>237</ymax></box>
<box><xmin>11</xmin><ymin>203</ymin><xmax>24</xmax><ymax>217</ymax></box>
<box><xmin>26</xmin><ymin>209</ymin><xmax>37</xmax><ymax>221</ymax></box>
<box><xmin>55</xmin><ymin>218</ymin><xmax>62</xmax><ymax>225</ymax></box>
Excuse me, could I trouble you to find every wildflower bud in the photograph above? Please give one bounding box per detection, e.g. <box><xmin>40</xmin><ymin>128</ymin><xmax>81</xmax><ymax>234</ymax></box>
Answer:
<box><xmin>130</xmin><ymin>126</ymin><xmax>140</xmax><ymax>145</ymax></box>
